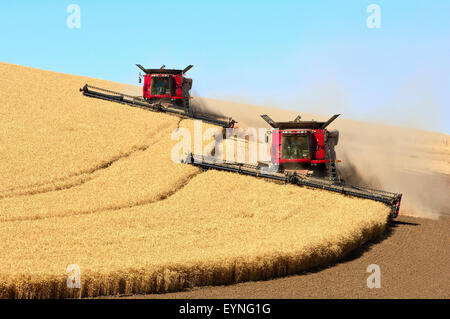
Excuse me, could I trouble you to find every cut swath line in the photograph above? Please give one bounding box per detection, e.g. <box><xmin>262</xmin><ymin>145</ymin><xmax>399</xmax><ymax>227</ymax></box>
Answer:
<box><xmin>0</xmin><ymin>123</ymin><xmax>175</xmax><ymax>200</ymax></box>
<box><xmin>0</xmin><ymin>145</ymin><xmax>147</xmax><ymax>200</ymax></box>
<box><xmin>0</xmin><ymin>170</ymin><xmax>202</xmax><ymax>223</ymax></box>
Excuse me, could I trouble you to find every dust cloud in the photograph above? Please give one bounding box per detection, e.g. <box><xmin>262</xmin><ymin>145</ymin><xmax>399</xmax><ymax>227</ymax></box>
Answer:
<box><xmin>193</xmin><ymin>95</ymin><xmax>449</xmax><ymax>219</ymax></box>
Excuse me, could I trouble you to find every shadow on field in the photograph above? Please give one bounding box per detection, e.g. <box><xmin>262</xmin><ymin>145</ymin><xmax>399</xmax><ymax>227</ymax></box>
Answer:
<box><xmin>391</xmin><ymin>220</ymin><xmax>420</xmax><ymax>226</ymax></box>
<box><xmin>109</xmin><ymin>217</ymin><xmax>423</xmax><ymax>298</ymax></box>
<box><xmin>148</xmin><ymin>218</ymin><xmax>424</xmax><ymax>297</ymax></box>
<box><xmin>297</xmin><ymin>217</ymin><xmax>421</xmax><ymax>276</ymax></box>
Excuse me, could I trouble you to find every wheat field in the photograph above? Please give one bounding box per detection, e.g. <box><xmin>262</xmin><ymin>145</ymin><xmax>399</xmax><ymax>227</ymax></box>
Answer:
<box><xmin>0</xmin><ymin>62</ymin><xmax>391</xmax><ymax>298</ymax></box>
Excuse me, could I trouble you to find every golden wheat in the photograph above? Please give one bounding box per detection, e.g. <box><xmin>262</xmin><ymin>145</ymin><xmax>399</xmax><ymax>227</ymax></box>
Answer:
<box><xmin>0</xmin><ymin>62</ymin><xmax>391</xmax><ymax>298</ymax></box>
<box><xmin>0</xmin><ymin>62</ymin><xmax>176</xmax><ymax>193</ymax></box>
<box><xmin>0</xmin><ymin>170</ymin><xmax>390</xmax><ymax>298</ymax></box>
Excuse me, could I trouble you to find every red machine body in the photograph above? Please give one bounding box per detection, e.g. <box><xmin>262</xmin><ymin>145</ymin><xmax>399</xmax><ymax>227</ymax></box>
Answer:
<box><xmin>270</xmin><ymin>129</ymin><xmax>330</xmax><ymax>165</ymax></box>
<box><xmin>137</xmin><ymin>64</ymin><xmax>193</xmax><ymax>108</ymax></box>
<box><xmin>261</xmin><ymin>114</ymin><xmax>340</xmax><ymax>177</ymax></box>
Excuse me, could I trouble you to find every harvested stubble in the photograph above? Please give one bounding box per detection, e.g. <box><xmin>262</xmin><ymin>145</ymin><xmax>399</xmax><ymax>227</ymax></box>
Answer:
<box><xmin>0</xmin><ymin>62</ymin><xmax>391</xmax><ymax>298</ymax></box>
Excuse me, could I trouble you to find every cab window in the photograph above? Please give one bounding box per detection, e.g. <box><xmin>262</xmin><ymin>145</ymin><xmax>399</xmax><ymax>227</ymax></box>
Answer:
<box><xmin>281</xmin><ymin>134</ymin><xmax>310</xmax><ymax>159</ymax></box>
<box><xmin>150</xmin><ymin>77</ymin><xmax>172</xmax><ymax>95</ymax></box>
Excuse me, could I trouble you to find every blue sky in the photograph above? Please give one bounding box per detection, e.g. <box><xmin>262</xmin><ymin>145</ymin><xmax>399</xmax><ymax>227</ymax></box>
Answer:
<box><xmin>1</xmin><ymin>0</ymin><xmax>449</xmax><ymax>133</ymax></box>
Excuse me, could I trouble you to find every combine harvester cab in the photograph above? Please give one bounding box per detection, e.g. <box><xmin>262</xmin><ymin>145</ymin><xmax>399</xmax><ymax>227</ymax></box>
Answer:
<box><xmin>137</xmin><ymin>64</ymin><xmax>193</xmax><ymax>110</ymax></box>
<box><xmin>80</xmin><ymin>64</ymin><xmax>235</xmax><ymax>128</ymax></box>
<box><xmin>183</xmin><ymin>114</ymin><xmax>402</xmax><ymax>219</ymax></box>
<box><xmin>260</xmin><ymin>114</ymin><xmax>341</xmax><ymax>181</ymax></box>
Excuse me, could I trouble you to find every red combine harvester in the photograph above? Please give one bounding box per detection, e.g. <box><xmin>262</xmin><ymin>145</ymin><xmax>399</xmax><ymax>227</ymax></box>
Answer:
<box><xmin>80</xmin><ymin>64</ymin><xmax>235</xmax><ymax>128</ymax></box>
<box><xmin>259</xmin><ymin>114</ymin><xmax>340</xmax><ymax>181</ymax></box>
<box><xmin>79</xmin><ymin>64</ymin><xmax>401</xmax><ymax>218</ymax></box>
<box><xmin>184</xmin><ymin>114</ymin><xmax>402</xmax><ymax>218</ymax></box>
<box><xmin>136</xmin><ymin>64</ymin><xmax>193</xmax><ymax>109</ymax></box>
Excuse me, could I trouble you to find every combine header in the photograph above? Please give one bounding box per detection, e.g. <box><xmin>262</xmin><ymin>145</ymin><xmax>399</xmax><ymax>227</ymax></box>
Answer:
<box><xmin>80</xmin><ymin>65</ymin><xmax>235</xmax><ymax>128</ymax></box>
<box><xmin>182</xmin><ymin>114</ymin><xmax>402</xmax><ymax>218</ymax></box>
